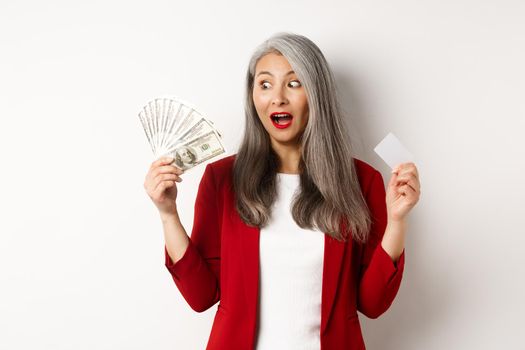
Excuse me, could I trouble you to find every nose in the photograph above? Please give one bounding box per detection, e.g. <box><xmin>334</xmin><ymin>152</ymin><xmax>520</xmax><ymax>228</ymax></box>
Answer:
<box><xmin>271</xmin><ymin>85</ymin><xmax>289</xmax><ymax>106</ymax></box>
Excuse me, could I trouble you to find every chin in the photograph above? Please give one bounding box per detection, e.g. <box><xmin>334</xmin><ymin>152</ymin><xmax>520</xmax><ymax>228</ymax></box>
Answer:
<box><xmin>271</xmin><ymin>135</ymin><xmax>302</xmax><ymax>145</ymax></box>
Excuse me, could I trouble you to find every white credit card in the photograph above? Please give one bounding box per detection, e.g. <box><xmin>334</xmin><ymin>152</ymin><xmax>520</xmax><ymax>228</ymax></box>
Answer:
<box><xmin>374</xmin><ymin>132</ymin><xmax>415</xmax><ymax>169</ymax></box>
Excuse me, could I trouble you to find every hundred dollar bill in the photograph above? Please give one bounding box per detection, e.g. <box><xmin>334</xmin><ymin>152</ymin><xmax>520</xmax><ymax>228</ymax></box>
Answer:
<box><xmin>166</xmin><ymin>130</ymin><xmax>226</xmax><ymax>171</ymax></box>
<box><xmin>145</xmin><ymin>101</ymin><xmax>159</xmax><ymax>155</ymax></box>
<box><xmin>163</xmin><ymin>118</ymin><xmax>217</xmax><ymax>153</ymax></box>
<box><xmin>138</xmin><ymin>96</ymin><xmax>226</xmax><ymax>167</ymax></box>
<box><xmin>138</xmin><ymin>110</ymin><xmax>155</xmax><ymax>154</ymax></box>
<box><xmin>172</xmin><ymin>108</ymin><xmax>203</xmax><ymax>138</ymax></box>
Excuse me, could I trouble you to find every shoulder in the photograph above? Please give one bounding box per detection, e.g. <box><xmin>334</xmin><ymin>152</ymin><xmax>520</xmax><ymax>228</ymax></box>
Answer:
<box><xmin>353</xmin><ymin>157</ymin><xmax>378</xmax><ymax>177</ymax></box>
<box><xmin>207</xmin><ymin>154</ymin><xmax>236</xmax><ymax>174</ymax></box>
<box><xmin>200</xmin><ymin>154</ymin><xmax>236</xmax><ymax>188</ymax></box>
<box><xmin>352</xmin><ymin>157</ymin><xmax>383</xmax><ymax>194</ymax></box>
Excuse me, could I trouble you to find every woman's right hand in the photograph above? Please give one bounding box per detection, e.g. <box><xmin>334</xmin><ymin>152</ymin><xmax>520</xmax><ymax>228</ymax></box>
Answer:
<box><xmin>144</xmin><ymin>157</ymin><xmax>185</xmax><ymax>216</ymax></box>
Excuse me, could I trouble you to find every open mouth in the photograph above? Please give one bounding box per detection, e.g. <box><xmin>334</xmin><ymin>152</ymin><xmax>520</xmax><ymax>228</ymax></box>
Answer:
<box><xmin>270</xmin><ymin>112</ymin><xmax>293</xmax><ymax>129</ymax></box>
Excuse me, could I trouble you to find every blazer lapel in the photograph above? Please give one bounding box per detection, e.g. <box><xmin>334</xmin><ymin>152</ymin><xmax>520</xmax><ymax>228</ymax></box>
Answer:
<box><xmin>239</xmin><ymin>222</ymin><xmax>260</xmax><ymax>323</ymax></box>
<box><xmin>320</xmin><ymin>233</ymin><xmax>346</xmax><ymax>334</ymax></box>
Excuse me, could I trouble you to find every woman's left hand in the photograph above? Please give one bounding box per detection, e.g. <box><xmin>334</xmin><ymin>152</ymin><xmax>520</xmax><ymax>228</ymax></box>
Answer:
<box><xmin>385</xmin><ymin>162</ymin><xmax>421</xmax><ymax>223</ymax></box>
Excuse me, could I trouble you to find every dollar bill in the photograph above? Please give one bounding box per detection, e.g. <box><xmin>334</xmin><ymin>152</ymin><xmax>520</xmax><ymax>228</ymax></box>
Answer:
<box><xmin>138</xmin><ymin>96</ymin><xmax>226</xmax><ymax>168</ymax></box>
<box><xmin>165</xmin><ymin>131</ymin><xmax>226</xmax><ymax>171</ymax></box>
<box><xmin>163</xmin><ymin>118</ymin><xmax>216</xmax><ymax>153</ymax></box>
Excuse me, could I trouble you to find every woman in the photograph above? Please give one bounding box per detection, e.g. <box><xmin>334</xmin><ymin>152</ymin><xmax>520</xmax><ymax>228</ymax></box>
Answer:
<box><xmin>143</xmin><ymin>32</ymin><xmax>421</xmax><ymax>349</ymax></box>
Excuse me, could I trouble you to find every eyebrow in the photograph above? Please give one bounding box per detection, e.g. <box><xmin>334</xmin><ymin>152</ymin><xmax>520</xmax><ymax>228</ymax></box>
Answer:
<box><xmin>255</xmin><ymin>70</ymin><xmax>295</xmax><ymax>78</ymax></box>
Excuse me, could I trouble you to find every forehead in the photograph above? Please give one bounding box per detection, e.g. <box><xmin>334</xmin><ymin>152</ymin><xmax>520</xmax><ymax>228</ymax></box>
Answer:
<box><xmin>255</xmin><ymin>53</ymin><xmax>294</xmax><ymax>75</ymax></box>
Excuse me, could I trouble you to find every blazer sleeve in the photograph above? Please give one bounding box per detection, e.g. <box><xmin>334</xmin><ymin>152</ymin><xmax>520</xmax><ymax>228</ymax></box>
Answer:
<box><xmin>357</xmin><ymin>170</ymin><xmax>406</xmax><ymax>319</ymax></box>
<box><xmin>163</xmin><ymin>163</ymin><xmax>221</xmax><ymax>313</ymax></box>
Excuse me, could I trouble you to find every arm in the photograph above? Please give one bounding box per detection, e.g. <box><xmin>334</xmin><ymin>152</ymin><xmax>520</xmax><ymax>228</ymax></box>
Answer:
<box><xmin>164</xmin><ymin>164</ymin><xmax>222</xmax><ymax>312</ymax></box>
<box><xmin>381</xmin><ymin>220</ymin><xmax>407</xmax><ymax>264</ymax></box>
<box><xmin>382</xmin><ymin>161</ymin><xmax>420</xmax><ymax>262</ymax></box>
<box><xmin>161</xmin><ymin>210</ymin><xmax>190</xmax><ymax>266</ymax></box>
<box><xmin>357</xmin><ymin>170</ymin><xmax>406</xmax><ymax>319</ymax></box>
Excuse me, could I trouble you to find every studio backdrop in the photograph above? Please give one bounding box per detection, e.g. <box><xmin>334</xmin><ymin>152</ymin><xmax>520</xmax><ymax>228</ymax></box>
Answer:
<box><xmin>1</xmin><ymin>0</ymin><xmax>524</xmax><ymax>349</ymax></box>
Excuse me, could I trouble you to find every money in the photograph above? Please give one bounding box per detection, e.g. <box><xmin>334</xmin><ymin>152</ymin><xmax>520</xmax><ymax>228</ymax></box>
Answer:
<box><xmin>168</xmin><ymin>131</ymin><xmax>226</xmax><ymax>171</ymax></box>
<box><xmin>138</xmin><ymin>97</ymin><xmax>226</xmax><ymax>171</ymax></box>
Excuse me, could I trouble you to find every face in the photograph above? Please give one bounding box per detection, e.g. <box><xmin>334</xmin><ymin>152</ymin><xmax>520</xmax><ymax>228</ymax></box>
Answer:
<box><xmin>179</xmin><ymin>148</ymin><xmax>193</xmax><ymax>163</ymax></box>
<box><xmin>252</xmin><ymin>53</ymin><xmax>309</xmax><ymax>148</ymax></box>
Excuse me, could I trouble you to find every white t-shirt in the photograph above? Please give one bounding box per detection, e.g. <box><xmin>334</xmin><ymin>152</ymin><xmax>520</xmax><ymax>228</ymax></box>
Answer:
<box><xmin>255</xmin><ymin>173</ymin><xmax>325</xmax><ymax>350</ymax></box>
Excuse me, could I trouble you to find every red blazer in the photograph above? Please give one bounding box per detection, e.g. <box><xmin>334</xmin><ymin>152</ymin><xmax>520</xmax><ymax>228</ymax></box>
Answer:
<box><xmin>164</xmin><ymin>154</ymin><xmax>405</xmax><ymax>349</ymax></box>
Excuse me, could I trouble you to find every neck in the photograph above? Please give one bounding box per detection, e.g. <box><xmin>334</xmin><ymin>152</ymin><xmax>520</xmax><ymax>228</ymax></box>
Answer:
<box><xmin>271</xmin><ymin>140</ymin><xmax>302</xmax><ymax>174</ymax></box>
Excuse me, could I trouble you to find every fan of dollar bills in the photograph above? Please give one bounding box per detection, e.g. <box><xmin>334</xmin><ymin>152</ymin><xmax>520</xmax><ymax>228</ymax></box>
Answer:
<box><xmin>138</xmin><ymin>96</ymin><xmax>226</xmax><ymax>171</ymax></box>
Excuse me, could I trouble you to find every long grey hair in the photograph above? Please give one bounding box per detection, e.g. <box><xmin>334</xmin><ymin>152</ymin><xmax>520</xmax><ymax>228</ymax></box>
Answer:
<box><xmin>233</xmin><ymin>32</ymin><xmax>372</xmax><ymax>243</ymax></box>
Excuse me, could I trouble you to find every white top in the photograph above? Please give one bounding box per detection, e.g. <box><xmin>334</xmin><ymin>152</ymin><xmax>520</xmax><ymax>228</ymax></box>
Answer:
<box><xmin>255</xmin><ymin>173</ymin><xmax>325</xmax><ymax>350</ymax></box>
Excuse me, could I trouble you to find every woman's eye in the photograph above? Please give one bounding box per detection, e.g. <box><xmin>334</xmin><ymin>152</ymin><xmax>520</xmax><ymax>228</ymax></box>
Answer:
<box><xmin>289</xmin><ymin>80</ymin><xmax>301</xmax><ymax>87</ymax></box>
<box><xmin>260</xmin><ymin>81</ymin><xmax>271</xmax><ymax>89</ymax></box>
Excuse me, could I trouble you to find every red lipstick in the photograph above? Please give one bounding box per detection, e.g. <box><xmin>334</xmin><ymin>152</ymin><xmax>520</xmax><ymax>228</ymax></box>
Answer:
<box><xmin>270</xmin><ymin>112</ymin><xmax>293</xmax><ymax>129</ymax></box>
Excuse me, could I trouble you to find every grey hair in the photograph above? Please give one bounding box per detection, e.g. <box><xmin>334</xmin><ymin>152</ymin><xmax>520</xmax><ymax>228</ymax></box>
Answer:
<box><xmin>233</xmin><ymin>32</ymin><xmax>371</xmax><ymax>243</ymax></box>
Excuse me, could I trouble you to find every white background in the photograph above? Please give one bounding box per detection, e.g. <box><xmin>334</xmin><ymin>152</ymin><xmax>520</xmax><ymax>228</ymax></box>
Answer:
<box><xmin>1</xmin><ymin>0</ymin><xmax>524</xmax><ymax>349</ymax></box>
